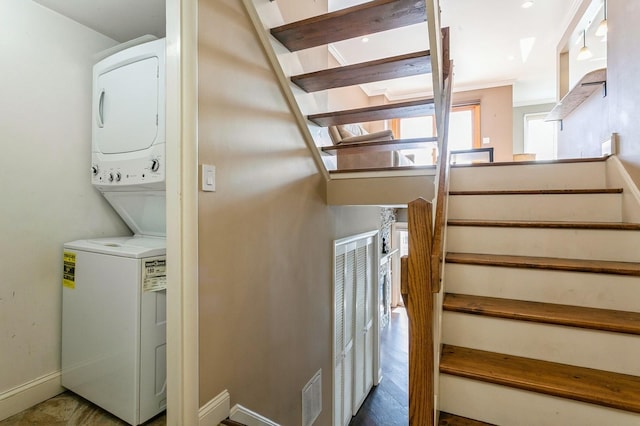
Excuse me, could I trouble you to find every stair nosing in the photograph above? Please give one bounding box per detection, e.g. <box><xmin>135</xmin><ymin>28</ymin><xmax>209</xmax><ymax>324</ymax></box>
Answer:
<box><xmin>321</xmin><ymin>136</ymin><xmax>438</xmax><ymax>154</ymax></box>
<box><xmin>439</xmin><ymin>412</ymin><xmax>496</xmax><ymax>426</ymax></box>
<box><xmin>448</xmin><ymin>188</ymin><xmax>622</xmax><ymax>196</ymax></box>
<box><xmin>327</xmin><ymin>164</ymin><xmax>436</xmax><ymax>174</ymax></box>
<box><xmin>443</xmin><ymin>293</ymin><xmax>640</xmax><ymax>335</ymax></box>
<box><xmin>270</xmin><ymin>0</ymin><xmax>426</xmax><ymax>52</ymax></box>
<box><xmin>308</xmin><ymin>98</ymin><xmax>435</xmax><ymax>127</ymax></box>
<box><xmin>440</xmin><ymin>344</ymin><xmax>640</xmax><ymax>414</ymax></box>
<box><xmin>450</xmin><ymin>156</ymin><xmax>609</xmax><ymax>168</ymax></box>
<box><xmin>292</xmin><ymin>50</ymin><xmax>432</xmax><ymax>92</ymax></box>
<box><xmin>445</xmin><ymin>252</ymin><xmax>640</xmax><ymax>276</ymax></box>
<box><xmin>447</xmin><ymin>219</ymin><xmax>640</xmax><ymax>230</ymax></box>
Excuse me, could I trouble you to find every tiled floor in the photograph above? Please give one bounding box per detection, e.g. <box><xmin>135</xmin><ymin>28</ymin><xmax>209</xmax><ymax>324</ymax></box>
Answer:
<box><xmin>350</xmin><ymin>306</ymin><xmax>409</xmax><ymax>425</ymax></box>
<box><xmin>0</xmin><ymin>392</ymin><xmax>166</xmax><ymax>426</ymax></box>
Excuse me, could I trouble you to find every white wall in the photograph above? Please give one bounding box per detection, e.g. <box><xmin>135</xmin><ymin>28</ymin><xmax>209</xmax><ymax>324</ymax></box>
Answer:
<box><xmin>556</xmin><ymin>1</ymin><xmax>640</xmax><ymax>180</ymax></box>
<box><xmin>0</xmin><ymin>0</ymin><xmax>128</xmax><ymax>407</ymax></box>
<box><xmin>608</xmin><ymin>1</ymin><xmax>640</xmax><ymax>182</ymax></box>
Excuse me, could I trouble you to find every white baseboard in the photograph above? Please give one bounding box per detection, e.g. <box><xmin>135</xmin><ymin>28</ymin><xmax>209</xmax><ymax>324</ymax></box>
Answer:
<box><xmin>0</xmin><ymin>371</ymin><xmax>64</xmax><ymax>421</ymax></box>
<box><xmin>230</xmin><ymin>404</ymin><xmax>280</xmax><ymax>426</ymax></box>
<box><xmin>199</xmin><ymin>389</ymin><xmax>230</xmax><ymax>426</ymax></box>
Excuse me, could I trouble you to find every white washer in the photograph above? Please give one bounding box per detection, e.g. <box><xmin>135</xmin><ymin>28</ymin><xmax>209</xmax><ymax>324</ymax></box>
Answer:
<box><xmin>62</xmin><ymin>236</ymin><xmax>166</xmax><ymax>425</ymax></box>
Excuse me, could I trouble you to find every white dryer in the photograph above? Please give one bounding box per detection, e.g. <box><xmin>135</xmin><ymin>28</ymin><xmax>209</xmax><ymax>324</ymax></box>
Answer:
<box><xmin>62</xmin><ymin>37</ymin><xmax>167</xmax><ymax>425</ymax></box>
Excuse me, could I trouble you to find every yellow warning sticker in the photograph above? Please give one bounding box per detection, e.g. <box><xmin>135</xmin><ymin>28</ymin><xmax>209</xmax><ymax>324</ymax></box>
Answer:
<box><xmin>63</xmin><ymin>251</ymin><xmax>76</xmax><ymax>289</ymax></box>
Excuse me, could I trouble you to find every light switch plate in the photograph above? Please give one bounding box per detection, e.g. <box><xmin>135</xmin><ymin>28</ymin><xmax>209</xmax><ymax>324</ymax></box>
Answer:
<box><xmin>201</xmin><ymin>164</ymin><xmax>215</xmax><ymax>192</ymax></box>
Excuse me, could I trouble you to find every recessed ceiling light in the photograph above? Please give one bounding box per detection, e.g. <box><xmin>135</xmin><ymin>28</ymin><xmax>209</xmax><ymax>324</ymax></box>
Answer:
<box><xmin>361</xmin><ymin>37</ymin><xmax>369</xmax><ymax>43</ymax></box>
<box><xmin>521</xmin><ymin>1</ymin><xmax>534</xmax><ymax>8</ymax></box>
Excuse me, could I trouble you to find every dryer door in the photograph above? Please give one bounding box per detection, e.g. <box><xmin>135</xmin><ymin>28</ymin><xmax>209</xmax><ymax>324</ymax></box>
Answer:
<box><xmin>94</xmin><ymin>56</ymin><xmax>160</xmax><ymax>154</ymax></box>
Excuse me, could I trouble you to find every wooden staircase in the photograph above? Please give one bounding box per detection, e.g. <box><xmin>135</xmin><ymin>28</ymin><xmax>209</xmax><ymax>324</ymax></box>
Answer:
<box><xmin>247</xmin><ymin>0</ymin><xmax>452</xmax><ymax>423</ymax></box>
<box><xmin>438</xmin><ymin>157</ymin><xmax>640</xmax><ymax>425</ymax></box>
<box><xmin>264</xmin><ymin>0</ymin><xmax>450</xmax><ymax>178</ymax></box>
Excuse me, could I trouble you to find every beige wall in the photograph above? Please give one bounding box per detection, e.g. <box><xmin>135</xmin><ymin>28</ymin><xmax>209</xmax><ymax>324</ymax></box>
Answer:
<box><xmin>0</xmin><ymin>0</ymin><xmax>126</xmax><ymax>405</ymax></box>
<box><xmin>198</xmin><ymin>1</ymin><xmax>381</xmax><ymax>424</ymax></box>
<box><xmin>453</xmin><ymin>85</ymin><xmax>514</xmax><ymax>162</ymax></box>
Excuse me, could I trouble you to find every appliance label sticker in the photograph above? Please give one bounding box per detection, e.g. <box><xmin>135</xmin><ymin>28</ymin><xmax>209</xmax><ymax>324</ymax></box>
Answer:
<box><xmin>143</xmin><ymin>258</ymin><xmax>167</xmax><ymax>292</ymax></box>
<box><xmin>63</xmin><ymin>252</ymin><xmax>76</xmax><ymax>289</ymax></box>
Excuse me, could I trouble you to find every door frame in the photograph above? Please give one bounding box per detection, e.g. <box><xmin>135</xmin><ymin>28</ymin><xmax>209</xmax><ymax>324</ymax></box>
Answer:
<box><xmin>166</xmin><ymin>0</ymin><xmax>200</xmax><ymax>424</ymax></box>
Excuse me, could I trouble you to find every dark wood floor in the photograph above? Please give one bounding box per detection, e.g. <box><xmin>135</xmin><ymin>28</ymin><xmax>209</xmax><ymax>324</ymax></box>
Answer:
<box><xmin>350</xmin><ymin>307</ymin><xmax>409</xmax><ymax>425</ymax></box>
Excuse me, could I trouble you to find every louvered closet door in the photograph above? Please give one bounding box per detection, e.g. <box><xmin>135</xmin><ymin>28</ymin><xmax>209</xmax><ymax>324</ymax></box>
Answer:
<box><xmin>335</xmin><ymin>233</ymin><xmax>378</xmax><ymax>426</ymax></box>
<box><xmin>334</xmin><ymin>243</ymin><xmax>356</xmax><ymax>426</ymax></box>
<box><xmin>353</xmin><ymin>237</ymin><xmax>375</xmax><ymax>413</ymax></box>
<box><xmin>363</xmin><ymin>239</ymin><xmax>375</xmax><ymax>393</ymax></box>
<box><xmin>334</xmin><ymin>247</ymin><xmax>345</xmax><ymax>426</ymax></box>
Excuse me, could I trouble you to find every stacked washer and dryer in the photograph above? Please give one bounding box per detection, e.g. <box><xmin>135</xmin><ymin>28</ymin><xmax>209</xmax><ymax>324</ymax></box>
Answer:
<box><xmin>61</xmin><ymin>38</ymin><xmax>167</xmax><ymax>425</ymax></box>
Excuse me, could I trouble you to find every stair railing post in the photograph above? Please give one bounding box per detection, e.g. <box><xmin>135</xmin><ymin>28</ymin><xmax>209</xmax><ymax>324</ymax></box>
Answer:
<box><xmin>404</xmin><ymin>198</ymin><xmax>435</xmax><ymax>425</ymax></box>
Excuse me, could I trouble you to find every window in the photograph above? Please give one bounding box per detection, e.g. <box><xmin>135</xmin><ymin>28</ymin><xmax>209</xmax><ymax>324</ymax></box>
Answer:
<box><xmin>391</xmin><ymin>103</ymin><xmax>481</xmax><ymax>165</ymax></box>
<box><xmin>524</xmin><ymin>113</ymin><xmax>557</xmax><ymax>161</ymax></box>
<box><xmin>449</xmin><ymin>104</ymin><xmax>481</xmax><ymax>150</ymax></box>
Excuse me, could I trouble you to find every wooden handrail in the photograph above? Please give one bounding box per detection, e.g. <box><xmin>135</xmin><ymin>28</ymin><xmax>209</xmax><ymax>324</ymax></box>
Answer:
<box><xmin>430</xmin><ymin>61</ymin><xmax>453</xmax><ymax>293</ymax></box>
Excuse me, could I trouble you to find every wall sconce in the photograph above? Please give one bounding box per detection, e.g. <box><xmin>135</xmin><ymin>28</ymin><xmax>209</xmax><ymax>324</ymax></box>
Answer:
<box><xmin>577</xmin><ymin>30</ymin><xmax>593</xmax><ymax>60</ymax></box>
<box><xmin>596</xmin><ymin>0</ymin><xmax>608</xmax><ymax>37</ymax></box>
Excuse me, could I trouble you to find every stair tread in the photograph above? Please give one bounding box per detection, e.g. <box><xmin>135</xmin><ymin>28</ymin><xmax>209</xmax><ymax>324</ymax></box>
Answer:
<box><xmin>292</xmin><ymin>50</ymin><xmax>431</xmax><ymax>92</ymax></box>
<box><xmin>451</xmin><ymin>156</ymin><xmax>609</xmax><ymax>168</ymax></box>
<box><xmin>220</xmin><ymin>420</ymin><xmax>247</xmax><ymax>426</ymax></box>
<box><xmin>321</xmin><ymin>136</ymin><xmax>437</xmax><ymax>154</ymax></box>
<box><xmin>447</xmin><ymin>219</ymin><xmax>640</xmax><ymax>230</ymax></box>
<box><xmin>449</xmin><ymin>188</ymin><xmax>622</xmax><ymax>196</ymax></box>
<box><xmin>270</xmin><ymin>0</ymin><xmax>426</xmax><ymax>51</ymax></box>
<box><xmin>445</xmin><ymin>252</ymin><xmax>640</xmax><ymax>276</ymax></box>
<box><xmin>440</xmin><ymin>344</ymin><xmax>640</xmax><ymax>413</ymax></box>
<box><xmin>308</xmin><ymin>98</ymin><xmax>434</xmax><ymax>127</ymax></box>
<box><xmin>328</xmin><ymin>164</ymin><xmax>436</xmax><ymax>173</ymax></box>
<box><xmin>439</xmin><ymin>412</ymin><xmax>496</xmax><ymax>426</ymax></box>
<box><xmin>443</xmin><ymin>293</ymin><xmax>640</xmax><ymax>335</ymax></box>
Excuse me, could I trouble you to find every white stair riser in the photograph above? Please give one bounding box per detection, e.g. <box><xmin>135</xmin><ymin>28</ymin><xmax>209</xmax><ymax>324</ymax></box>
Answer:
<box><xmin>442</xmin><ymin>312</ymin><xmax>640</xmax><ymax>376</ymax></box>
<box><xmin>447</xmin><ymin>226</ymin><xmax>640</xmax><ymax>262</ymax></box>
<box><xmin>440</xmin><ymin>375</ymin><xmax>640</xmax><ymax>426</ymax></box>
<box><xmin>445</xmin><ymin>263</ymin><xmax>640</xmax><ymax>312</ymax></box>
<box><xmin>450</xmin><ymin>162</ymin><xmax>607</xmax><ymax>192</ymax></box>
<box><xmin>448</xmin><ymin>193</ymin><xmax>622</xmax><ymax>222</ymax></box>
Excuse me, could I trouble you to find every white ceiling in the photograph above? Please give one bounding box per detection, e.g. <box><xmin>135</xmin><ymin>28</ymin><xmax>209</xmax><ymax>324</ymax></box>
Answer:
<box><xmin>32</xmin><ymin>0</ymin><xmax>165</xmax><ymax>43</ymax></box>
<box><xmin>32</xmin><ymin>0</ymin><xmax>583</xmax><ymax>106</ymax></box>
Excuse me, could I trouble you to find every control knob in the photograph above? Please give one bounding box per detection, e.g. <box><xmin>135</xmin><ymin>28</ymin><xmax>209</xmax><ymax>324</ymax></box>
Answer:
<box><xmin>91</xmin><ymin>165</ymin><xmax>99</xmax><ymax>176</ymax></box>
<box><xmin>151</xmin><ymin>159</ymin><xmax>160</xmax><ymax>172</ymax></box>
<box><xmin>115</xmin><ymin>172</ymin><xmax>122</xmax><ymax>182</ymax></box>
<box><xmin>108</xmin><ymin>173</ymin><xmax>114</xmax><ymax>182</ymax></box>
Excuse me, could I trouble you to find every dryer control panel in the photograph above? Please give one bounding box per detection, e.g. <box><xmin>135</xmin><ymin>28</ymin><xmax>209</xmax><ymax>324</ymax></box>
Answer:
<box><xmin>92</xmin><ymin>144</ymin><xmax>164</xmax><ymax>191</ymax></box>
